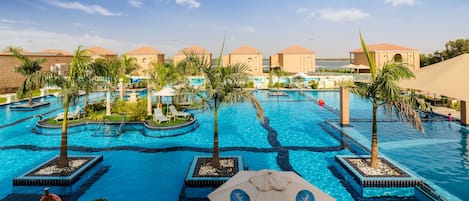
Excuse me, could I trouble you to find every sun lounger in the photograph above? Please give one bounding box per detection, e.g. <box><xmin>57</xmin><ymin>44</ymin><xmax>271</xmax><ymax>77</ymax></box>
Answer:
<box><xmin>55</xmin><ymin>106</ymin><xmax>81</xmax><ymax>122</ymax></box>
<box><xmin>168</xmin><ymin>105</ymin><xmax>191</xmax><ymax>119</ymax></box>
<box><xmin>153</xmin><ymin>108</ymin><xmax>170</xmax><ymax>124</ymax></box>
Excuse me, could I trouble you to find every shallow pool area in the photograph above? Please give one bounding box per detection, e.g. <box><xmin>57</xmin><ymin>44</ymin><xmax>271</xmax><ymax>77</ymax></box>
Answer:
<box><xmin>0</xmin><ymin>90</ymin><xmax>467</xmax><ymax>200</ymax></box>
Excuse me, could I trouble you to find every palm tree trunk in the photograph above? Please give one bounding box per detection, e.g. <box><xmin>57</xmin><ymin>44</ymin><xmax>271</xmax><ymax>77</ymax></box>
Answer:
<box><xmin>29</xmin><ymin>89</ymin><xmax>33</xmax><ymax>105</ymax></box>
<box><xmin>277</xmin><ymin>76</ymin><xmax>280</xmax><ymax>93</ymax></box>
<box><xmin>58</xmin><ymin>97</ymin><xmax>69</xmax><ymax>168</ymax></box>
<box><xmin>212</xmin><ymin>108</ymin><xmax>220</xmax><ymax>168</ymax></box>
<box><xmin>370</xmin><ymin>99</ymin><xmax>379</xmax><ymax>168</ymax></box>
<box><xmin>84</xmin><ymin>95</ymin><xmax>88</xmax><ymax>117</ymax></box>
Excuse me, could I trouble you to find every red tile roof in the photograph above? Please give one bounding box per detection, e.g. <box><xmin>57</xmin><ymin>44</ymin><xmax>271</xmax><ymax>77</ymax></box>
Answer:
<box><xmin>88</xmin><ymin>46</ymin><xmax>117</xmax><ymax>55</ymax></box>
<box><xmin>179</xmin><ymin>46</ymin><xmax>210</xmax><ymax>55</ymax></box>
<box><xmin>41</xmin><ymin>49</ymin><xmax>72</xmax><ymax>55</ymax></box>
<box><xmin>127</xmin><ymin>45</ymin><xmax>163</xmax><ymax>55</ymax></box>
<box><xmin>350</xmin><ymin>43</ymin><xmax>416</xmax><ymax>53</ymax></box>
<box><xmin>278</xmin><ymin>45</ymin><xmax>315</xmax><ymax>54</ymax></box>
<box><xmin>230</xmin><ymin>45</ymin><xmax>262</xmax><ymax>54</ymax></box>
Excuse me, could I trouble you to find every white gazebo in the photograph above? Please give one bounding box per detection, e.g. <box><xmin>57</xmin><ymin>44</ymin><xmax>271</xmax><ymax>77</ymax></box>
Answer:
<box><xmin>153</xmin><ymin>88</ymin><xmax>176</xmax><ymax>113</ymax></box>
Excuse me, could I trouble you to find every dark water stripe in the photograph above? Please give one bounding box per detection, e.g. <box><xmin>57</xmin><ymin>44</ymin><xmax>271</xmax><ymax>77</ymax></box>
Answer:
<box><xmin>276</xmin><ymin>148</ymin><xmax>294</xmax><ymax>171</ymax></box>
<box><xmin>0</xmin><ymin>108</ymin><xmax>61</xmax><ymax>128</ymax></box>
<box><xmin>0</xmin><ymin>144</ymin><xmax>343</xmax><ymax>154</ymax></box>
<box><xmin>260</xmin><ymin>117</ymin><xmax>281</xmax><ymax>148</ymax></box>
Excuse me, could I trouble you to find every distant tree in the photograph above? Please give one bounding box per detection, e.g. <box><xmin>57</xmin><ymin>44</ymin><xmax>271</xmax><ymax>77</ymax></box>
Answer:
<box><xmin>9</xmin><ymin>48</ymin><xmax>47</xmax><ymax>105</ymax></box>
<box><xmin>148</xmin><ymin>63</ymin><xmax>181</xmax><ymax>90</ymax></box>
<box><xmin>270</xmin><ymin>68</ymin><xmax>288</xmax><ymax>92</ymax></box>
<box><xmin>120</xmin><ymin>54</ymin><xmax>139</xmax><ymax>76</ymax></box>
<box><xmin>441</xmin><ymin>39</ymin><xmax>469</xmax><ymax>59</ymax></box>
<box><xmin>420</xmin><ymin>38</ymin><xmax>469</xmax><ymax>67</ymax></box>
<box><xmin>3</xmin><ymin>46</ymin><xmax>24</xmax><ymax>53</ymax></box>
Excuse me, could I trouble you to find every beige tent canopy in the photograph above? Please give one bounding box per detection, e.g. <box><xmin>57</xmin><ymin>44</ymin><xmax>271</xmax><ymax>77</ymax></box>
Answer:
<box><xmin>399</xmin><ymin>53</ymin><xmax>469</xmax><ymax>101</ymax></box>
<box><xmin>208</xmin><ymin>169</ymin><xmax>335</xmax><ymax>201</ymax></box>
<box><xmin>399</xmin><ymin>53</ymin><xmax>469</xmax><ymax>125</ymax></box>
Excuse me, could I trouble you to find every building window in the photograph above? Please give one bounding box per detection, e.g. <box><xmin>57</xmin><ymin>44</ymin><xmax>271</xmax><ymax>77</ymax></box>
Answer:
<box><xmin>247</xmin><ymin>58</ymin><xmax>252</xmax><ymax>64</ymax></box>
<box><xmin>143</xmin><ymin>58</ymin><xmax>147</xmax><ymax>64</ymax></box>
<box><xmin>393</xmin><ymin>54</ymin><xmax>403</xmax><ymax>62</ymax></box>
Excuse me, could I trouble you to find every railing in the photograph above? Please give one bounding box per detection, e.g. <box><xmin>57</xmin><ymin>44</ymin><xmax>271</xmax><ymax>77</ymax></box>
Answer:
<box><xmin>117</xmin><ymin>113</ymin><xmax>126</xmax><ymax>136</ymax></box>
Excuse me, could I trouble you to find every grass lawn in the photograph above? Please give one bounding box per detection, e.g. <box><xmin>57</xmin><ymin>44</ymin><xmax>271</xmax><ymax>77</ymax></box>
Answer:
<box><xmin>46</xmin><ymin>117</ymin><xmax>88</xmax><ymax>125</ymax></box>
<box><xmin>44</xmin><ymin>109</ymin><xmax>191</xmax><ymax>127</ymax></box>
<box><xmin>149</xmin><ymin>119</ymin><xmax>188</xmax><ymax>127</ymax></box>
<box><xmin>0</xmin><ymin>97</ymin><xmax>6</xmax><ymax>104</ymax></box>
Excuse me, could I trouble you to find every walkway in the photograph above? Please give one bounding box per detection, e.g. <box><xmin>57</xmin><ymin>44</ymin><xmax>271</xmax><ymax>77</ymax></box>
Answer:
<box><xmin>432</xmin><ymin>106</ymin><xmax>460</xmax><ymax>119</ymax></box>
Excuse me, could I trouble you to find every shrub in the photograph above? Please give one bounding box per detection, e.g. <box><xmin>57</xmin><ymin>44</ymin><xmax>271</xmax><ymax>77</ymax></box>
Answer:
<box><xmin>126</xmin><ymin>99</ymin><xmax>148</xmax><ymax>121</ymax></box>
<box><xmin>309</xmin><ymin>80</ymin><xmax>319</xmax><ymax>89</ymax></box>
<box><xmin>450</xmin><ymin>101</ymin><xmax>460</xmax><ymax>111</ymax></box>
<box><xmin>111</xmin><ymin>100</ymin><xmax>127</xmax><ymax>114</ymax></box>
<box><xmin>86</xmin><ymin>100</ymin><xmax>105</xmax><ymax>114</ymax></box>
<box><xmin>244</xmin><ymin>81</ymin><xmax>254</xmax><ymax>88</ymax></box>
<box><xmin>272</xmin><ymin>83</ymin><xmax>285</xmax><ymax>88</ymax></box>
<box><xmin>111</xmin><ymin>99</ymin><xmax>148</xmax><ymax>121</ymax></box>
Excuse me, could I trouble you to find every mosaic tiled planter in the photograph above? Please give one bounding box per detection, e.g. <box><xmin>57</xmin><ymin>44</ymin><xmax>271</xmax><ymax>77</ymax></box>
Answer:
<box><xmin>181</xmin><ymin>156</ymin><xmax>245</xmax><ymax>200</ymax></box>
<box><xmin>12</xmin><ymin>155</ymin><xmax>104</xmax><ymax>196</ymax></box>
<box><xmin>10</xmin><ymin>102</ymin><xmax>50</xmax><ymax>111</ymax></box>
<box><xmin>334</xmin><ymin>155</ymin><xmax>421</xmax><ymax>198</ymax></box>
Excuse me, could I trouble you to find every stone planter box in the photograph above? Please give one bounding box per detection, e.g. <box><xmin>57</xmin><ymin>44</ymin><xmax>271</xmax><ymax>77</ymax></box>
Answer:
<box><xmin>181</xmin><ymin>156</ymin><xmax>245</xmax><ymax>200</ymax></box>
<box><xmin>12</xmin><ymin>155</ymin><xmax>105</xmax><ymax>197</ymax></box>
<box><xmin>10</xmin><ymin>102</ymin><xmax>50</xmax><ymax>111</ymax></box>
<box><xmin>334</xmin><ymin>155</ymin><xmax>421</xmax><ymax>198</ymax></box>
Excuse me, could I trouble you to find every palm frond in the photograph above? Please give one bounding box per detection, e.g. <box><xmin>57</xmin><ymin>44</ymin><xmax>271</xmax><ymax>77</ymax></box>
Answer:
<box><xmin>360</xmin><ymin>32</ymin><xmax>376</xmax><ymax>80</ymax></box>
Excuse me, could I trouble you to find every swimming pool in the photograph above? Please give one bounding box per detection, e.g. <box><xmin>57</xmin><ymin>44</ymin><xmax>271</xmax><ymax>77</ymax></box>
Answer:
<box><xmin>0</xmin><ymin>90</ymin><xmax>465</xmax><ymax>200</ymax></box>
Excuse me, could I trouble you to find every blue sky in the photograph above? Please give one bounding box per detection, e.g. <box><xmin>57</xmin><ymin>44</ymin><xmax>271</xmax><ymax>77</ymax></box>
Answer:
<box><xmin>1</xmin><ymin>0</ymin><xmax>468</xmax><ymax>58</ymax></box>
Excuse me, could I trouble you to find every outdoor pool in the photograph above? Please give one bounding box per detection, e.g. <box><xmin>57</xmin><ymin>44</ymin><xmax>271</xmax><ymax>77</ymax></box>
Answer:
<box><xmin>0</xmin><ymin>90</ymin><xmax>466</xmax><ymax>200</ymax></box>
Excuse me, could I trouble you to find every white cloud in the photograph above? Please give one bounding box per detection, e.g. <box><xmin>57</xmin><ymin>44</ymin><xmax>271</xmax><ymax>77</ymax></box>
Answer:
<box><xmin>176</xmin><ymin>0</ymin><xmax>200</xmax><ymax>9</ymax></box>
<box><xmin>128</xmin><ymin>0</ymin><xmax>143</xmax><ymax>8</ymax></box>
<box><xmin>385</xmin><ymin>0</ymin><xmax>416</xmax><ymax>6</ymax></box>
<box><xmin>0</xmin><ymin>18</ymin><xmax>34</xmax><ymax>25</ymax></box>
<box><xmin>296</xmin><ymin>8</ymin><xmax>368</xmax><ymax>22</ymax></box>
<box><xmin>0</xmin><ymin>26</ymin><xmax>131</xmax><ymax>54</ymax></box>
<box><xmin>236</xmin><ymin>26</ymin><xmax>256</xmax><ymax>33</ymax></box>
<box><xmin>317</xmin><ymin>8</ymin><xmax>369</xmax><ymax>22</ymax></box>
<box><xmin>44</xmin><ymin>0</ymin><xmax>122</xmax><ymax>16</ymax></box>
<box><xmin>295</xmin><ymin>8</ymin><xmax>315</xmax><ymax>20</ymax></box>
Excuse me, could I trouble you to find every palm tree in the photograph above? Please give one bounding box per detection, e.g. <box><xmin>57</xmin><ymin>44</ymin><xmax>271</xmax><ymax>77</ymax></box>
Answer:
<box><xmin>184</xmin><ymin>46</ymin><xmax>265</xmax><ymax>168</ymax></box>
<box><xmin>148</xmin><ymin>63</ymin><xmax>181</xmax><ymax>90</ymax></box>
<box><xmin>270</xmin><ymin>67</ymin><xmax>288</xmax><ymax>92</ymax></box>
<box><xmin>9</xmin><ymin>48</ymin><xmax>47</xmax><ymax>105</ymax></box>
<box><xmin>350</xmin><ymin>33</ymin><xmax>423</xmax><ymax>168</ymax></box>
<box><xmin>47</xmin><ymin>75</ymin><xmax>79</xmax><ymax>168</ymax></box>
<box><xmin>120</xmin><ymin>54</ymin><xmax>139</xmax><ymax>76</ymax></box>
<box><xmin>3</xmin><ymin>46</ymin><xmax>24</xmax><ymax>53</ymax></box>
<box><xmin>47</xmin><ymin>46</ymin><xmax>109</xmax><ymax>168</ymax></box>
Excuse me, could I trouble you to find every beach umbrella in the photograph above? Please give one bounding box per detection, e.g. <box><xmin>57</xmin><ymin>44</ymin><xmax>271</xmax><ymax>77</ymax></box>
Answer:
<box><xmin>208</xmin><ymin>169</ymin><xmax>336</xmax><ymax>201</ymax></box>
<box><xmin>340</xmin><ymin>64</ymin><xmax>369</xmax><ymax>73</ymax></box>
<box><xmin>293</xmin><ymin>72</ymin><xmax>311</xmax><ymax>78</ymax></box>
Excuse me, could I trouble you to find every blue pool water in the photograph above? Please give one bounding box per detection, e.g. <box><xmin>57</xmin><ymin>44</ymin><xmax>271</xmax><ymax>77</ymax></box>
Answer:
<box><xmin>0</xmin><ymin>90</ymin><xmax>466</xmax><ymax>200</ymax></box>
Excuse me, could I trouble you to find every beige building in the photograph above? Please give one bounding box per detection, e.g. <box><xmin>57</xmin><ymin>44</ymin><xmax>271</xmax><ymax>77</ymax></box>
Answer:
<box><xmin>222</xmin><ymin>45</ymin><xmax>263</xmax><ymax>75</ymax></box>
<box><xmin>127</xmin><ymin>45</ymin><xmax>165</xmax><ymax>76</ymax></box>
<box><xmin>0</xmin><ymin>51</ymin><xmax>73</xmax><ymax>93</ymax></box>
<box><xmin>173</xmin><ymin>46</ymin><xmax>212</xmax><ymax>66</ymax></box>
<box><xmin>350</xmin><ymin>43</ymin><xmax>420</xmax><ymax>71</ymax></box>
<box><xmin>88</xmin><ymin>46</ymin><xmax>118</xmax><ymax>60</ymax></box>
<box><xmin>270</xmin><ymin>45</ymin><xmax>315</xmax><ymax>73</ymax></box>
